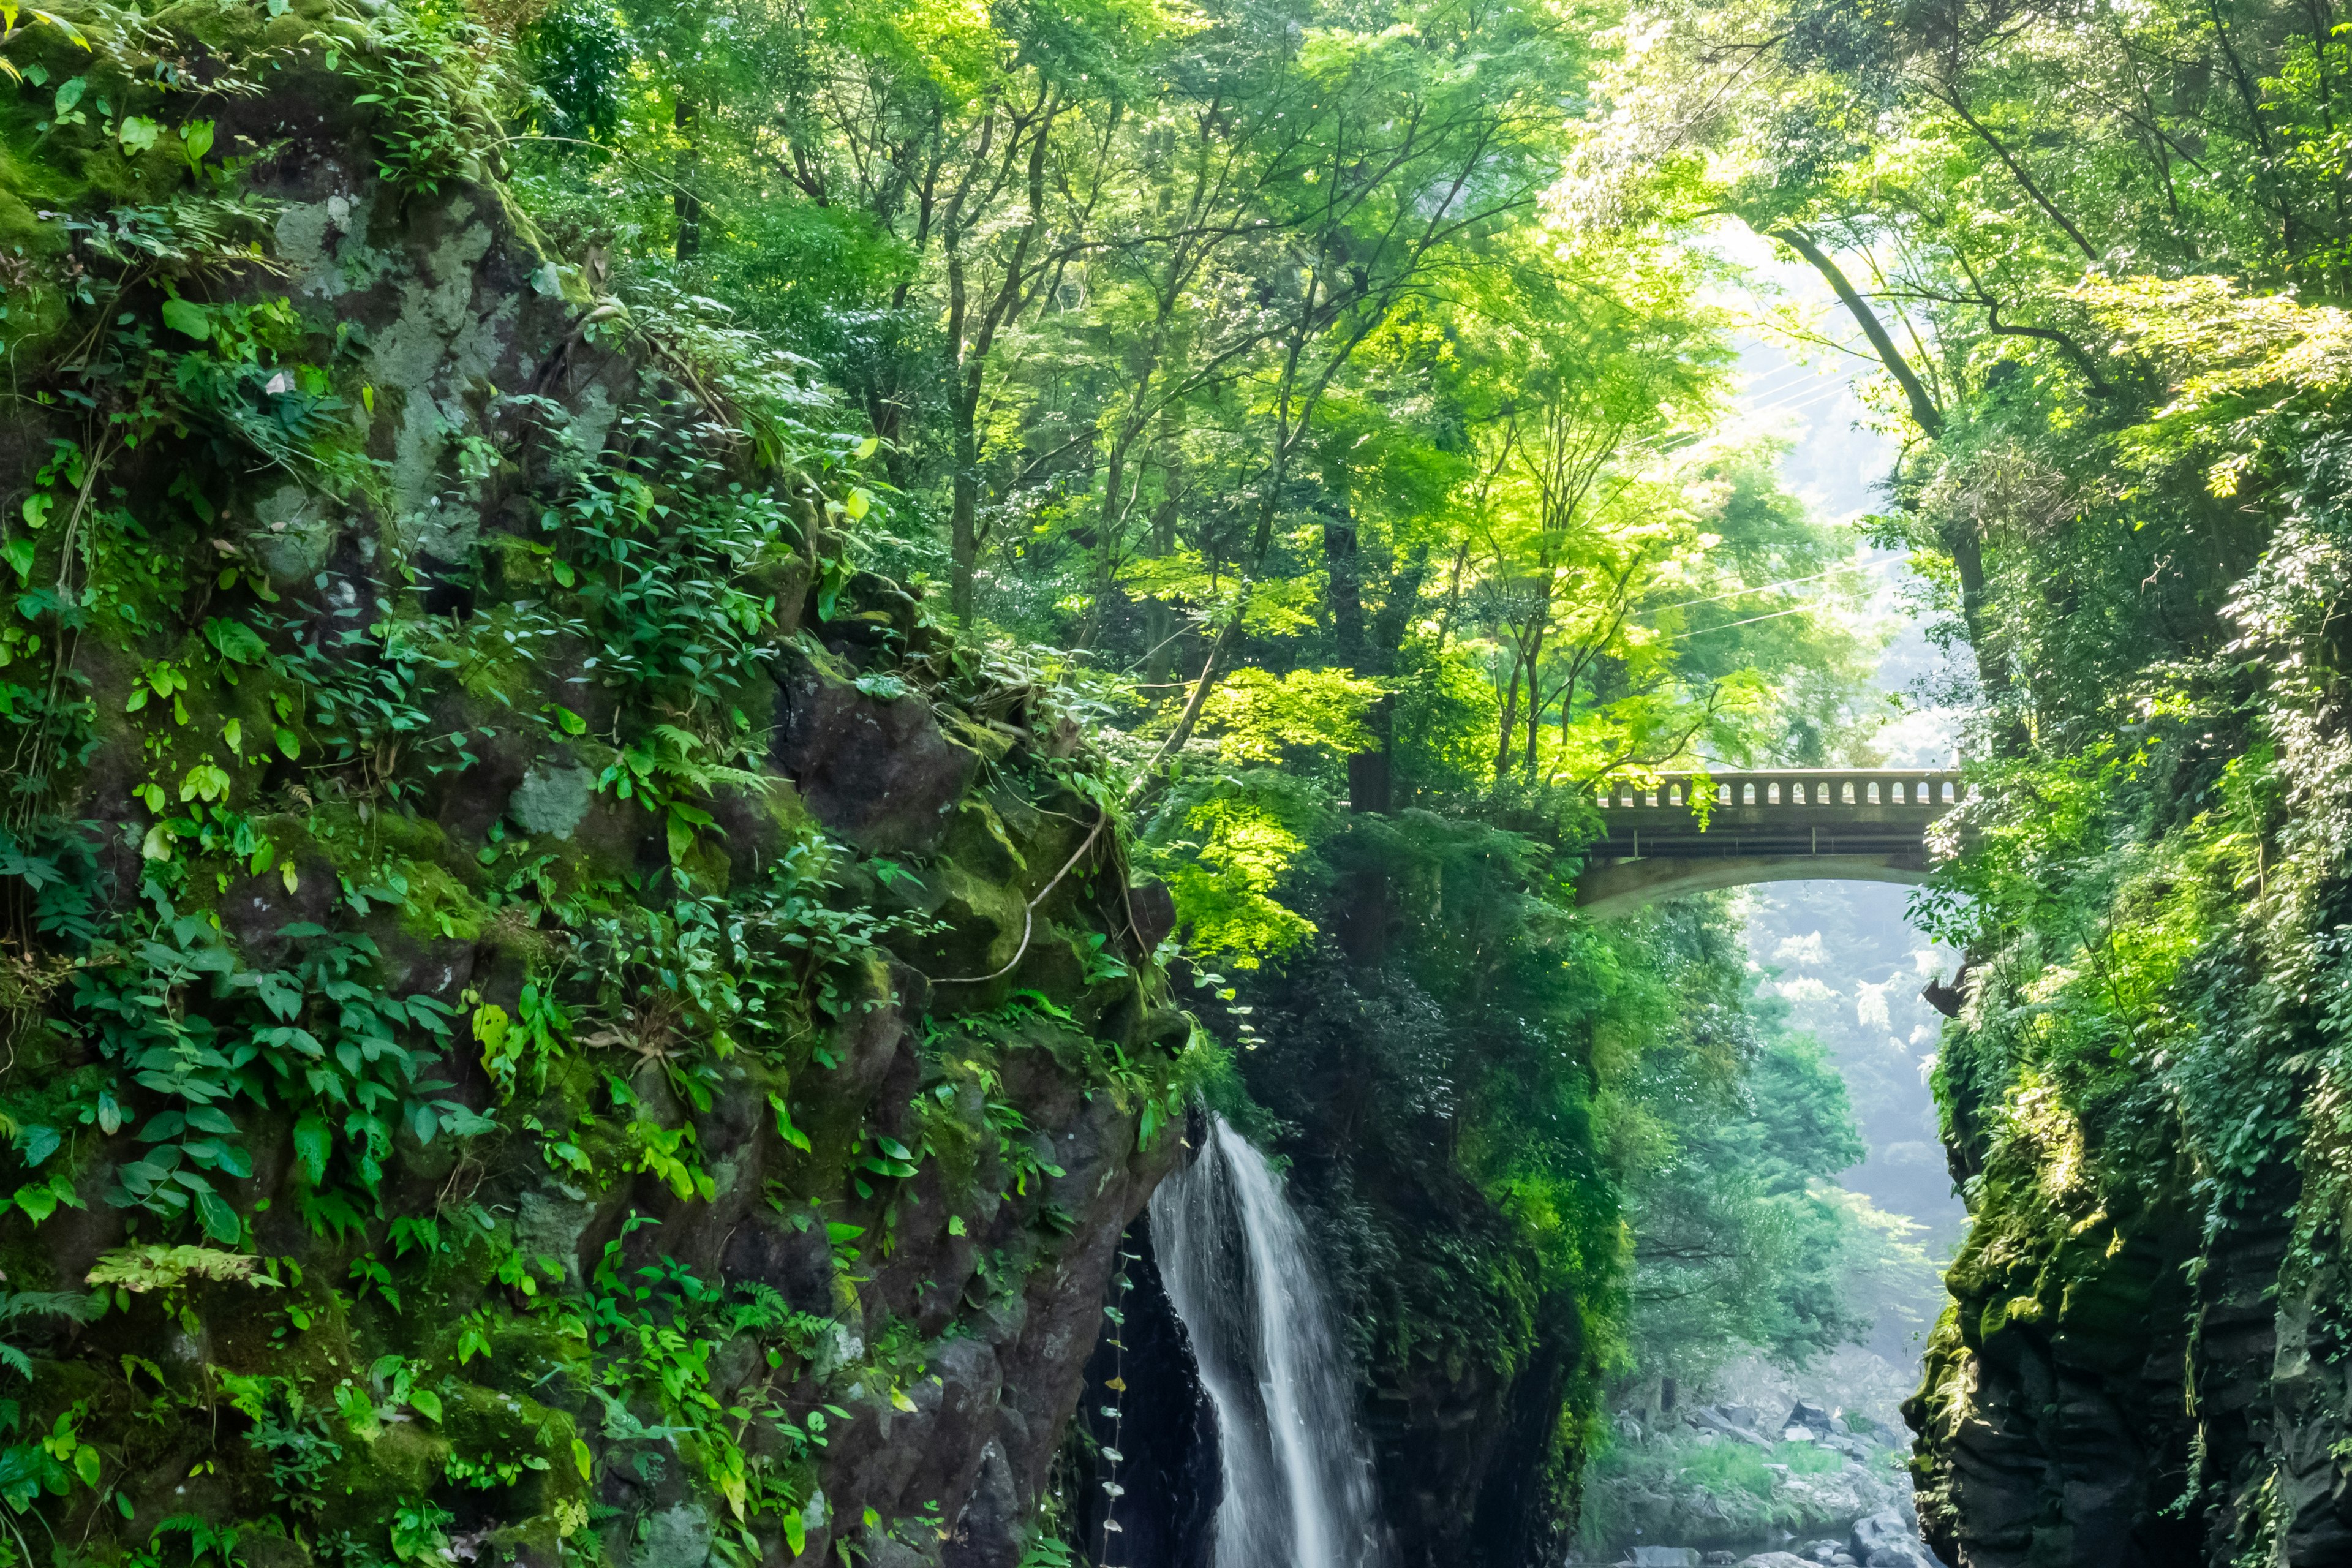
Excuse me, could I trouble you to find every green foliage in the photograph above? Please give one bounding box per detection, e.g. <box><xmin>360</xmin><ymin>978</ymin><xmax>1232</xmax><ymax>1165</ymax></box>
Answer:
<box><xmin>1626</xmin><ymin>1025</ymin><xmax>1872</xmax><ymax>1381</ymax></box>
<box><xmin>0</xmin><ymin>4</ymin><xmax>1196</xmax><ymax>1566</ymax></box>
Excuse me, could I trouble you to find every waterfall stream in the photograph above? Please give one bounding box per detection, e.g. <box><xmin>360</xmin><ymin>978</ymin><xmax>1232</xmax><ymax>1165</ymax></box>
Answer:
<box><xmin>1149</xmin><ymin>1115</ymin><xmax>1391</xmax><ymax>1568</ymax></box>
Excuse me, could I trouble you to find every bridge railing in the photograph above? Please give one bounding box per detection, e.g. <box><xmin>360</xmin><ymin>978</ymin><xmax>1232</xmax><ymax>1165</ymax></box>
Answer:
<box><xmin>1593</xmin><ymin>769</ymin><xmax>1972</xmax><ymax>812</ymax></box>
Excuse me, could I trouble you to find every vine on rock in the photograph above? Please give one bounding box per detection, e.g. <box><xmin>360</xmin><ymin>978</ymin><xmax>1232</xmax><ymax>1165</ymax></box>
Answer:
<box><xmin>0</xmin><ymin>4</ymin><xmax>1205</xmax><ymax>1567</ymax></box>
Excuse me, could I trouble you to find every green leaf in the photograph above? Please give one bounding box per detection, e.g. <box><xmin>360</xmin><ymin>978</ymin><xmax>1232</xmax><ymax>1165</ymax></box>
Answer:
<box><xmin>200</xmin><ymin>617</ymin><xmax>268</xmax><ymax>665</ymax></box>
<box><xmin>291</xmin><ymin>1114</ymin><xmax>330</xmax><ymax>1186</ymax></box>
<box><xmin>116</xmin><ymin>115</ymin><xmax>159</xmax><ymax>153</ymax></box>
<box><xmin>1</xmin><ymin>537</ymin><xmax>32</xmax><ymax>583</ymax></box>
<box><xmin>274</xmin><ymin>726</ymin><xmax>300</xmax><ymax>760</ymax></box>
<box><xmin>159</xmin><ymin>298</ymin><xmax>209</xmax><ymax>341</ymax></box>
<box><xmin>782</xmin><ymin>1509</ymin><xmax>806</xmax><ymax>1556</ymax></box>
<box><xmin>72</xmin><ymin>1445</ymin><xmax>99</xmax><ymax>1488</ymax></box>
<box><xmin>408</xmin><ymin>1389</ymin><xmax>442</xmax><ymax>1423</ymax></box>
<box><xmin>767</xmin><ymin>1094</ymin><xmax>812</xmax><ymax>1153</ymax></box>
<box><xmin>194</xmin><ymin>1189</ymin><xmax>241</xmax><ymax>1243</ymax></box>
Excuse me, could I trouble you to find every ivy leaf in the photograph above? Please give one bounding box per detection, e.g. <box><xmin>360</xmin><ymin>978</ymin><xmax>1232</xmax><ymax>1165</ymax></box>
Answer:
<box><xmin>291</xmin><ymin>1114</ymin><xmax>331</xmax><ymax>1186</ymax></box>
<box><xmin>184</xmin><ymin>1105</ymin><xmax>237</xmax><ymax>1137</ymax></box>
<box><xmin>179</xmin><ymin>763</ymin><xmax>231</xmax><ymax>804</ymax></box>
<box><xmin>13</xmin><ymin>1125</ymin><xmax>59</xmax><ymax>1167</ymax></box>
<box><xmin>116</xmin><ymin>114</ymin><xmax>159</xmax><ymax>154</ymax></box>
<box><xmin>1</xmin><ymin>538</ymin><xmax>32</xmax><ymax>584</ymax></box>
<box><xmin>766</xmin><ymin>1094</ymin><xmax>812</xmax><ymax>1153</ymax></box>
<box><xmin>252</xmin><ymin>970</ymin><xmax>302</xmax><ymax>1022</ymax></box>
<box><xmin>192</xmin><ymin>1188</ymin><xmax>241</xmax><ymax>1244</ymax></box>
<box><xmin>159</xmin><ymin>297</ymin><xmax>209</xmax><ymax>340</ymax></box>
<box><xmin>200</xmin><ymin>617</ymin><xmax>267</xmax><ymax>665</ymax></box>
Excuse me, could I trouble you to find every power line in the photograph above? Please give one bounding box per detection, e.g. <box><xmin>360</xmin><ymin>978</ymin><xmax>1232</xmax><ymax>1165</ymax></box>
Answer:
<box><xmin>1741</xmin><ymin>377</ymin><xmax>1863</xmax><ymax>423</ymax></box>
<box><xmin>1651</xmin><ymin>553</ymin><xmax>1896</xmax><ymax>615</ymax></box>
<box><xmin>1666</xmin><ymin>601</ymin><xmax>1836</xmax><ymax>640</ymax></box>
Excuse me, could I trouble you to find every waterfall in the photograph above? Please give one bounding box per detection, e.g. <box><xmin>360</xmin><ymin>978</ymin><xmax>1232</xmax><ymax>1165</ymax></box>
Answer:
<box><xmin>1150</xmin><ymin>1115</ymin><xmax>1391</xmax><ymax>1568</ymax></box>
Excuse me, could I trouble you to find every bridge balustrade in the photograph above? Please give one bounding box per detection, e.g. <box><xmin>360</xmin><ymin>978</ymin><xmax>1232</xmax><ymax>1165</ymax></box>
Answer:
<box><xmin>1592</xmin><ymin>771</ymin><xmax>1970</xmax><ymax>813</ymax></box>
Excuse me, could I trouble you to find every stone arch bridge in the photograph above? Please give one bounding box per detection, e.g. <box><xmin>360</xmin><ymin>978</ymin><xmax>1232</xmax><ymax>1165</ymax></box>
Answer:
<box><xmin>1575</xmin><ymin>770</ymin><xmax>1969</xmax><ymax>918</ymax></box>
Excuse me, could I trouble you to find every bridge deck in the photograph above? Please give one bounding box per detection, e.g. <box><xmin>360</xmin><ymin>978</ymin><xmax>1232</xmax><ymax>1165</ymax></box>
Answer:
<box><xmin>1587</xmin><ymin>770</ymin><xmax>1966</xmax><ymax>863</ymax></box>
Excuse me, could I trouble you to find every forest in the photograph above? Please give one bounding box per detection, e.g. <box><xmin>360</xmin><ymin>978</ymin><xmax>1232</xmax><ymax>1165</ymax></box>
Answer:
<box><xmin>0</xmin><ymin>0</ymin><xmax>2344</xmax><ymax>1562</ymax></box>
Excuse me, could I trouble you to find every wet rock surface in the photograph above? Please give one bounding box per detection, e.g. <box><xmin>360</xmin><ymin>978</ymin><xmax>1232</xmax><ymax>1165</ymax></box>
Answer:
<box><xmin>1067</xmin><ymin>1212</ymin><xmax>1220</xmax><ymax>1568</ymax></box>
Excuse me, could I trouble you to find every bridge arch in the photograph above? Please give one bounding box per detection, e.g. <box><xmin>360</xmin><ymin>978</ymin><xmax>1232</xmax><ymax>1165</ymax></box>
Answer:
<box><xmin>1574</xmin><ymin>770</ymin><xmax>1965</xmax><ymax>918</ymax></box>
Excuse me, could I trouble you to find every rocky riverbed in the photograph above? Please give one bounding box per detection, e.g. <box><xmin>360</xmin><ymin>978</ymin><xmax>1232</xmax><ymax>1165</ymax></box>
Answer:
<box><xmin>1575</xmin><ymin>1400</ymin><xmax>1947</xmax><ymax>1567</ymax></box>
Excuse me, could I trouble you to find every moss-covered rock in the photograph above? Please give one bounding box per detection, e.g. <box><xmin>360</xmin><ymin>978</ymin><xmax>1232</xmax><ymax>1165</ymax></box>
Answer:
<box><xmin>0</xmin><ymin>7</ymin><xmax>1202</xmax><ymax>1567</ymax></box>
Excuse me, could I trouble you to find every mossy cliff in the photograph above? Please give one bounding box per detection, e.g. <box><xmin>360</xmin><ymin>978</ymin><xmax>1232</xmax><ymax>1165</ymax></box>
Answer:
<box><xmin>1904</xmin><ymin>754</ymin><xmax>2352</xmax><ymax>1564</ymax></box>
<box><xmin>0</xmin><ymin>6</ymin><xmax>1199</xmax><ymax>1567</ymax></box>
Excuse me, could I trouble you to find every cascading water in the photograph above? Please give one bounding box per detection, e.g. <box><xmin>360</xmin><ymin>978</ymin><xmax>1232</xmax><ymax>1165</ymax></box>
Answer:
<box><xmin>1150</xmin><ymin>1115</ymin><xmax>1392</xmax><ymax>1568</ymax></box>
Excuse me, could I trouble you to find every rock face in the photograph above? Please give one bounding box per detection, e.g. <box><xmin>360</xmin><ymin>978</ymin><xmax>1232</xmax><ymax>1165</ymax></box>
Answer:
<box><xmin>1068</xmin><ymin>1212</ymin><xmax>1220</xmax><ymax>1568</ymax></box>
<box><xmin>0</xmin><ymin>6</ymin><xmax>1193</xmax><ymax>1567</ymax></box>
<box><xmin>1905</xmin><ymin>1005</ymin><xmax>2348</xmax><ymax>1566</ymax></box>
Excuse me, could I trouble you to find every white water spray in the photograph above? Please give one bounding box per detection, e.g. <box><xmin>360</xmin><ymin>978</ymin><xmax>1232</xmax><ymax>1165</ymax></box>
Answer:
<box><xmin>1150</xmin><ymin>1115</ymin><xmax>1391</xmax><ymax>1568</ymax></box>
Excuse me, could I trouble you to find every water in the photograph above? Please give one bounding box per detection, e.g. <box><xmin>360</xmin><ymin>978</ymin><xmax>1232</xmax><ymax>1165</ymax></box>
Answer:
<box><xmin>1150</xmin><ymin>1115</ymin><xmax>1391</xmax><ymax>1568</ymax></box>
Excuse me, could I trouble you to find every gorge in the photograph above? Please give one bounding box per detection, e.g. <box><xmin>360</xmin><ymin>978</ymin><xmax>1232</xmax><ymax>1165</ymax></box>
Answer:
<box><xmin>0</xmin><ymin>0</ymin><xmax>2350</xmax><ymax>1566</ymax></box>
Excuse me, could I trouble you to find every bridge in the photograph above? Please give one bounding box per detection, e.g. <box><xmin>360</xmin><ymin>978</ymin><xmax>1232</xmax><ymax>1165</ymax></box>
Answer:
<box><xmin>1575</xmin><ymin>770</ymin><xmax>1969</xmax><ymax>917</ymax></box>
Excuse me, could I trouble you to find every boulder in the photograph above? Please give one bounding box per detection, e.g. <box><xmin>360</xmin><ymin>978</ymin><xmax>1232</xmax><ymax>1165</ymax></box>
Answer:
<box><xmin>1861</xmin><ymin>1545</ymin><xmax>1943</xmax><ymax>1568</ymax></box>
<box><xmin>1691</xmin><ymin>1404</ymin><xmax>1774</xmax><ymax>1449</ymax></box>
<box><xmin>1736</xmin><ymin>1556</ymin><xmax>1818</xmax><ymax>1568</ymax></box>
<box><xmin>1851</xmin><ymin>1510</ymin><xmax>1947</xmax><ymax>1568</ymax></box>
<box><xmin>1629</xmin><ymin>1550</ymin><xmax>1703</xmax><ymax>1567</ymax></box>
<box><xmin>771</xmin><ymin>655</ymin><xmax>979</xmax><ymax>854</ymax></box>
<box><xmin>1784</xmin><ymin>1401</ymin><xmax>1833</xmax><ymax>1434</ymax></box>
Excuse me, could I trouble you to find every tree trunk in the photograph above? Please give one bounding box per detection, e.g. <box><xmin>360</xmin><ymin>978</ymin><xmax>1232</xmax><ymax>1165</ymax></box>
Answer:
<box><xmin>1144</xmin><ymin>420</ymin><xmax>1182</xmax><ymax>693</ymax></box>
<box><xmin>1324</xmin><ymin>504</ymin><xmax>1363</xmax><ymax>666</ymax></box>
<box><xmin>950</xmin><ymin>406</ymin><xmax>980</xmax><ymax>626</ymax></box>
<box><xmin>673</xmin><ymin>97</ymin><xmax>703</xmax><ymax>260</ymax></box>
